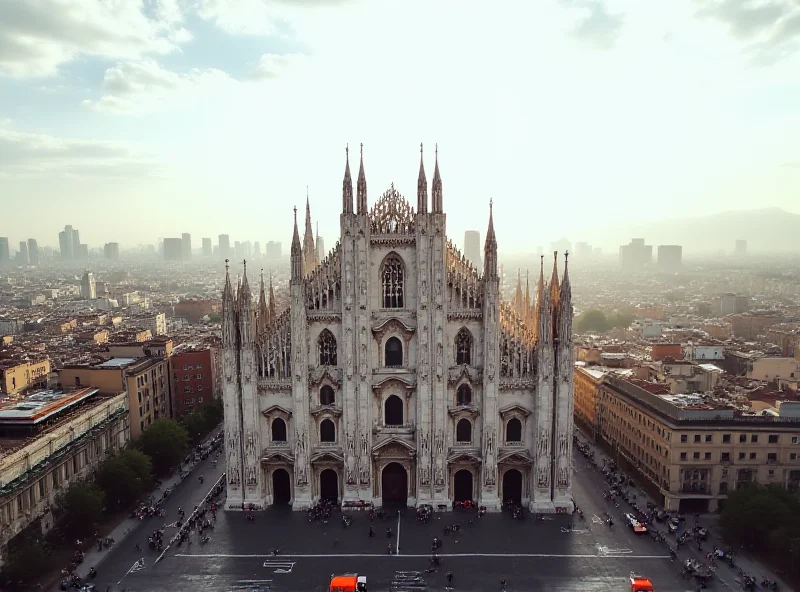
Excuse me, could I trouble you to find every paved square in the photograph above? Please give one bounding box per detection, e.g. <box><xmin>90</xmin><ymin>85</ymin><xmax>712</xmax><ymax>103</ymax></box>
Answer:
<box><xmin>94</xmin><ymin>452</ymin><xmax>696</xmax><ymax>591</ymax></box>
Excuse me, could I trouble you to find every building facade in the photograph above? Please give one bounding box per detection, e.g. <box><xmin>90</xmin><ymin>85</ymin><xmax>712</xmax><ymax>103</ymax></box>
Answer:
<box><xmin>170</xmin><ymin>347</ymin><xmax>218</xmax><ymax>418</ymax></box>
<box><xmin>222</xmin><ymin>147</ymin><xmax>575</xmax><ymax>513</ymax></box>
<box><xmin>0</xmin><ymin>358</ymin><xmax>51</xmax><ymax>396</ymax></box>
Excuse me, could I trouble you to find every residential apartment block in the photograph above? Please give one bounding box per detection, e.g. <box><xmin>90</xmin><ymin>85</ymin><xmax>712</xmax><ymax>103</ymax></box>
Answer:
<box><xmin>0</xmin><ymin>358</ymin><xmax>51</xmax><ymax>396</ymax></box>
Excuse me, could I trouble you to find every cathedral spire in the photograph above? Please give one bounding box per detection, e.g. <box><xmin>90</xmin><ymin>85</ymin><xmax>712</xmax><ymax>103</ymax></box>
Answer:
<box><xmin>257</xmin><ymin>268</ymin><xmax>269</xmax><ymax>334</ymax></box>
<box><xmin>291</xmin><ymin>206</ymin><xmax>303</xmax><ymax>282</ymax></box>
<box><xmin>524</xmin><ymin>270</ymin><xmax>531</xmax><ymax>324</ymax></box>
<box><xmin>536</xmin><ymin>256</ymin><xmax>551</xmax><ymax>345</ymax></box>
<box><xmin>268</xmin><ymin>269</ymin><xmax>276</xmax><ymax>320</ymax></box>
<box><xmin>303</xmin><ymin>189</ymin><xmax>318</xmax><ymax>273</ymax></box>
<box><xmin>549</xmin><ymin>250</ymin><xmax>560</xmax><ymax>304</ymax></box>
<box><xmin>342</xmin><ymin>144</ymin><xmax>353</xmax><ymax>214</ymax></box>
<box><xmin>357</xmin><ymin>143</ymin><xmax>367</xmax><ymax>215</ymax></box>
<box><xmin>483</xmin><ymin>199</ymin><xmax>497</xmax><ymax>279</ymax></box>
<box><xmin>534</xmin><ymin>255</ymin><xmax>545</xmax><ymax>339</ymax></box>
<box><xmin>514</xmin><ymin>269</ymin><xmax>523</xmax><ymax>311</ymax></box>
<box><xmin>431</xmin><ymin>143</ymin><xmax>443</xmax><ymax>213</ymax></box>
<box><xmin>417</xmin><ymin>142</ymin><xmax>428</xmax><ymax>214</ymax></box>
<box><xmin>239</xmin><ymin>260</ymin><xmax>254</xmax><ymax>344</ymax></box>
<box><xmin>222</xmin><ymin>259</ymin><xmax>237</xmax><ymax>347</ymax></box>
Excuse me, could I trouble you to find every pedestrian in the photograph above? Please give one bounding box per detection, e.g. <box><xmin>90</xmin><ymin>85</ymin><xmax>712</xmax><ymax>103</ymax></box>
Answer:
<box><xmin>447</xmin><ymin>571</ymin><xmax>453</xmax><ymax>585</ymax></box>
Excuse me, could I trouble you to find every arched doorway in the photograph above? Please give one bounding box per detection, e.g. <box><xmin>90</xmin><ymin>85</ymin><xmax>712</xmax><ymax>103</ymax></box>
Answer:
<box><xmin>384</xmin><ymin>395</ymin><xmax>404</xmax><ymax>426</ymax></box>
<box><xmin>381</xmin><ymin>462</ymin><xmax>408</xmax><ymax>506</ymax></box>
<box><xmin>385</xmin><ymin>337</ymin><xmax>403</xmax><ymax>367</ymax></box>
<box><xmin>453</xmin><ymin>469</ymin><xmax>473</xmax><ymax>502</ymax></box>
<box><xmin>502</xmin><ymin>469</ymin><xmax>523</xmax><ymax>505</ymax></box>
<box><xmin>320</xmin><ymin>469</ymin><xmax>338</xmax><ymax>502</ymax></box>
<box><xmin>272</xmin><ymin>468</ymin><xmax>291</xmax><ymax>505</ymax></box>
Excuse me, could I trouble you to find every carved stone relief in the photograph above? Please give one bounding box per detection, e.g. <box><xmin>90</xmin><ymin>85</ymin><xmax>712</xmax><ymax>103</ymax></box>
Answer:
<box><xmin>483</xmin><ymin>428</ymin><xmax>496</xmax><ymax>486</ymax></box>
<box><xmin>345</xmin><ymin>327</ymin><xmax>354</xmax><ymax>378</ymax></box>
<box><xmin>537</xmin><ymin>461</ymin><xmax>549</xmax><ymax>488</ymax></box>
<box><xmin>246</xmin><ymin>466</ymin><xmax>257</xmax><ymax>486</ymax></box>
<box><xmin>295</xmin><ymin>429</ymin><xmax>308</xmax><ymax>485</ymax></box>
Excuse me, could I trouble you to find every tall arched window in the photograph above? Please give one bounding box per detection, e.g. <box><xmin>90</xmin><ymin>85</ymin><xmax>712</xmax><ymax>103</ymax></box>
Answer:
<box><xmin>385</xmin><ymin>337</ymin><xmax>403</xmax><ymax>367</ymax></box>
<box><xmin>455</xmin><ymin>328</ymin><xmax>473</xmax><ymax>365</ymax></box>
<box><xmin>384</xmin><ymin>395</ymin><xmax>404</xmax><ymax>426</ymax></box>
<box><xmin>320</xmin><ymin>385</ymin><xmax>335</xmax><ymax>406</ymax></box>
<box><xmin>506</xmin><ymin>418</ymin><xmax>522</xmax><ymax>442</ymax></box>
<box><xmin>318</xmin><ymin>329</ymin><xmax>337</xmax><ymax>366</ymax></box>
<box><xmin>456</xmin><ymin>418</ymin><xmax>472</xmax><ymax>443</ymax></box>
<box><xmin>271</xmin><ymin>418</ymin><xmax>287</xmax><ymax>442</ymax></box>
<box><xmin>320</xmin><ymin>418</ymin><xmax>336</xmax><ymax>443</ymax></box>
<box><xmin>457</xmin><ymin>384</ymin><xmax>472</xmax><ymax>406</ymax></box>
<box><xmin>381</xmin><ymin>254</ymin><xmax>405</xmax><ymax>309</ymax></box>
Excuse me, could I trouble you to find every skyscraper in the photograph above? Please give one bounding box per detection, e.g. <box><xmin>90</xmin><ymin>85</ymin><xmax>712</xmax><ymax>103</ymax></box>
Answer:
<box><xmin>17</xmin><ymin>241</ymin><xmax>29</xmax><ymax>265</ymax></box>
<box><xmin>182</xmin><ymin>233</ymin><xmax>192</xmax><ymax>260</ymax></box>
<box><xmin>81</xmin><ymin>270</ymin><xmax>97</xmax><ymax>299</ymax></box>
<box><xmin>27</xmin><ymin>239</ymin><xmax>39</xmax><ymax>265</ymax></box>
<box><xmin>163</xmin><ymin>238</ymin><xmax>184</xmax><ymax>261</ymax></box>
<box><xmin>202</xmin><ymin>238</ymin><xmax>213</xmax><ymax>257</ymax></box>
<box><xmin>104</xmin><ymin>243</ymin><xmax>120</xmax><ymax>260</ymax></box>
<box><xmin>463</xmin><ymin>230</ymin><xmax>482</xmax><ymax>273</ymax></box>
<box><xmin>219</xmin><ymin>234</ymin><xmax>231</xmax><ymax>259</ymax></box>
<box><xmin>0</xmin><ymin>237</ymin><xmax>9</xmax><ymax>265</ymax></box>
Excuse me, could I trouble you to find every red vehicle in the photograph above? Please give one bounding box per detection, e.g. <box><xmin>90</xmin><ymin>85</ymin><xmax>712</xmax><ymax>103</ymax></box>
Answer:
<box><xmin>629</xmin><ymin>573</ymin><xmax>655</xmax><ymax>592</ymax></box>
<box><xmin>330</xmin><ymin>573</ymin><xmax>367</xmax><ymax>592</ymax></box>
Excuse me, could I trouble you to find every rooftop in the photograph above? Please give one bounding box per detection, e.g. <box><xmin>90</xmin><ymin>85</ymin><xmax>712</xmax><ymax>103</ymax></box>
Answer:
<box><xmin>0</xmin><ymin>387</ymin><xmax>98</xmax><ymax>425</ymax></box>
<box><xmin>94</xmin><ymin>357</ymin><xmax>138</xmax><ymax>368</ymax></box>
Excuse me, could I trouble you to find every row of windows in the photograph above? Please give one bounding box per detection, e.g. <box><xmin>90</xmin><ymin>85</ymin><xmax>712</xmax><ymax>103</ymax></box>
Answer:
<box><xmin>315</xmin><ymin>383</ymin><xmax>476</xmax><ymax>408</ymax></box>
<box><xmin>314</xmin><ymin>326</ymin><xmax>475</xmax><ymax>368</ymax></box>
<box><xmin>181</xmin><ymin>364</ymin><xmax>203</xmax><ymax>370</ymax></box>
<box><xmin>679</xmin><ymin>450</ymin><xmax>797</xmax><ymax>462</ymax></box>
<box><xmin>679</xmin><ymin>433</ymin><xmax>795</xmax><ymax>445</ymax></box>
<box><xmin>267</xmin><ymin>413</ymin><xmax>524</xmax><ymax>444</ymax></box>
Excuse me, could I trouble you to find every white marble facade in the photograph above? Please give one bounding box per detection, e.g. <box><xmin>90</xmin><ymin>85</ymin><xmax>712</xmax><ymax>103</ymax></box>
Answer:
<box><xmin>222</xmin><ymin>146</ymin><xmax>575</xmax><ymax>513</ymax></box>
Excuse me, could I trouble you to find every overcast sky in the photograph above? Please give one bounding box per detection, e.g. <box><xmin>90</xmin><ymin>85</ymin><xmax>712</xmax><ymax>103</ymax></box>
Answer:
<box><xmin>1</xmin><ymin>0</ymin><xmax>799</xmax><ymax>252</ymax></box>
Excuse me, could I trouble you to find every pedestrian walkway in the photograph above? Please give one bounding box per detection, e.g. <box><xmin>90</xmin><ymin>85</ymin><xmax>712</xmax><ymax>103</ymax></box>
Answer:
<box><xmin>50</xmin><ymin>428</ymin><xmax>222</xmax><ymax>589</ymax></box>
<box><xmin>575</xmin><ymin>427</ymin><xmax>788</xmax><ymax>590</ymax></box>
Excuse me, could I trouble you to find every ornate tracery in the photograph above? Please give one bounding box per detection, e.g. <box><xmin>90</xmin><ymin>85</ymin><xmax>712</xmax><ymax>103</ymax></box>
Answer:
<box><xmin>369</xmin><ymin>184</ymin><xmax>415</xmax><ymax>234</ymax></box>
<box><xmin>455</xmin><ymin>327</ymin><xmax>473</xmax><ymax>365</ymax></box>
<box><xmin>318</xmin><ymin>329</ymin><xmax>337</xmax><ymax>366</ymax></box>
<box><xmin>381</xmin><ymin>254</ymin><xmax>405</xmax><ymax>309</ymax></box>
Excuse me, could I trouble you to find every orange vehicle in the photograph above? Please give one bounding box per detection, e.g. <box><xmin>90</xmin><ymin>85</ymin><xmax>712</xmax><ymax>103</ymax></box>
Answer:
<box><xmin>629</xmin><ymin>573</ymin><xmax>655</xmax><ymax>592</ymax></box>
<box><xmin>330</xmin><ymin>573</ymin><xmax>368</xmax><ymax>592</ymax></box>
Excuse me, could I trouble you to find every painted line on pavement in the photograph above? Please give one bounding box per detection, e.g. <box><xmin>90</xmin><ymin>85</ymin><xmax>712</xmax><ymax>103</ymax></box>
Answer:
<box><xmin>175</xmin><ymin>552</ymin><xmax>670</xmax><ymax>559</ymax></box>
<box><xmin>396</xmin><ymin>512</ymin><xmax>401</xmax><ymax>555</ymax></box>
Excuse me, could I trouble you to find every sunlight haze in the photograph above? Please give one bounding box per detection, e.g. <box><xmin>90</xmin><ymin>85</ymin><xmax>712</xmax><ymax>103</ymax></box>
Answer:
<box><xmin>1</xmin><ymin>0</ymin><xmax>799</xmax><ymax>252</ymax></box>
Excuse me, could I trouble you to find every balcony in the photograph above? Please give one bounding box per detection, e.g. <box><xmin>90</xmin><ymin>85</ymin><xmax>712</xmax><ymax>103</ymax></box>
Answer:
<box><xmin>373</xmin><ymin>423</ymin><xmax>415</xmax><ymax>440</ymax></box>
<box><xmin>680</xmin><ymin>483</ymin><xmax>711</xmax><ymax>495</ymax></box>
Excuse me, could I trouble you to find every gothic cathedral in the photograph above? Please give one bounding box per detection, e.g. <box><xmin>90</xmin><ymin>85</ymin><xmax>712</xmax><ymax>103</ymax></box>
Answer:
<box><xmin>222</xmin><ymin>145</ymin><xmax>575</xmax><ymax>513</ymax></box>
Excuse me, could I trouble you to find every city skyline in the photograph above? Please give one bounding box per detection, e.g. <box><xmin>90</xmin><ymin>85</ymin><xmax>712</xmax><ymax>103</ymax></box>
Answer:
<box><xmin>1</xmin><ymin>0</ymin><xmax>799</xmax><ymax>251</ymax></box>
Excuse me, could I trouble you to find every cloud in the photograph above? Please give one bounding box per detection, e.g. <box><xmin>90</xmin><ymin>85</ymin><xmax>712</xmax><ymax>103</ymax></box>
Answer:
<box><xmin>84</xmin><ymin>60</ymin><xmax>236</xmax><ymax>114</ymax></box>
<box><xmin>0</xmin><ymin>127</ymin><xmax>159</xmax><ymax>178</ymax></box>
<box><xmin>0</xmin><ymin>0</ymin><xmax>191</xmax><ymax>78</ymax></box>
<box><xmin>696</xmin><ymin>0</ymin><xmax>800</xmax><ymax>63</ymax></box>
<box><xmin>195</xmin><ymin>0</ymin><xmax>353</xmax><ymax>36</ymax></box>
<box><xmin>248</xmin><ymin>53</ymin><xmax>307</xmax><ymax>80</ymax></box>
<box><xmin>781</xmin><ymin>161</ymin><xmax>800</xmax><ymax>168</ymax></box>
<box><xmin>567</xmin><ymin>0</ymin><xmax>625</xmax><ymax>50</ymax></box>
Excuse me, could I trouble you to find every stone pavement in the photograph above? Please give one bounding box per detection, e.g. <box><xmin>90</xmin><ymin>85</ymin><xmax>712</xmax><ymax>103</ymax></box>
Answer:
<box><xmin>50</xmin><ymin>428</ymin><xmax>222</xmax><ymax>590</ymax></box>
<box><xmin>575</xmin><ymin>427</ymin><xmax>789</xmax><ymax>590</ymax></box>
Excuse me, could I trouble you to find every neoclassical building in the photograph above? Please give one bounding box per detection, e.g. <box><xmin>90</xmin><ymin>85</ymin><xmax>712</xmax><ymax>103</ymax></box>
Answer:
<box><xmin>222</xmin><ymin>146</ymin><xmax>575</xmax><ymax>513</ymax></box>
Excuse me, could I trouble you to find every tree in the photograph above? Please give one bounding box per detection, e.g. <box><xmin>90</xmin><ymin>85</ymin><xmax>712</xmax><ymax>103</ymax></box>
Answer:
<box><xmin>182</xmin><ymin>398</ymin><xmax>224</xmax><ymax>445</ymax></box>
<box><xmin>95</xmin><ymin>449</ymin><xmax>152</xmax><ymax>509</ymax></box>
<box><xmin>575</xmin><ymin>309</ymin><xmax>609</xmax><ymax>333</ymax></box>
<box><xmin>56</xmin><ymin>483</ymin><xmax>104</xmax><ymax>538</ymax></box>
<box><xmin>136</xmin><ymin>419</ymin><xmax>188</xmax><ymax>477</ymax></box>
<box><xmin>719</xmin><ymin>484</ymin><xmax>800</xmax><ymax>574</ymax></box>
<box><xmin>1</xmin><ymin>540</ymin><xmax>49</xmax><ymax>585</ymax></box>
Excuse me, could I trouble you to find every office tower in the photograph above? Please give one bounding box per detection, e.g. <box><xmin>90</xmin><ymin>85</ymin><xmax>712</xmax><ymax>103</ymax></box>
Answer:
<box><xmin>78</xmin><ymin>244</ymin><xmax>89</xmax><ymax>259</ymax></box>
<box><xmin>163</xmin><ymin>238</ymin><xmax>184</xmax><ymax>261</ymax></box>
<box><xmin>735</xmin><ymin>240</ymin><xmax>747</xmax><ymax>257</ymax></box>
<box><xmin>254</xmin><ymin>241</ymin><xmax>261</xmax><ymax>259</ymax></box>
<box><xmin>619</xmin><ymin>238</ymin><xmax>653</xmax><ymax>269</ymax></box>
<box><xmin>657</xmin><ymin>245</ymin><xmax>682</xmax><ymax>269</ymax></box>
<box><xmin>575</xmin><ymin>242</ymin><xmax>592</xmax><ymax>259</ymax></box>
<box><xmin>218</xmin><ymin>234</ymin><xmax>231</xmax><ymax>259</ymax></box>
<box><xmin>463</xmin><ymin>230</ymin><xmax>482</xmax><ymax>273</ymax></box>
<box><xmin>72</xmin><ymin>228</ymin><xmax>81</xmax><ymax>255</ymax></box>
<box><xmin>202</xmin><ymin>238</ymin><xmax>212</xmax><ymax>257</ymax></box>
<box><xmin>0</xmin><ymin>237</ymin><xmax>9</xmax><ymax>265</ymax></box>
<box><xmin>242</xmin><ymin>241</ymin><xmax>253</xmax><ymax>259</ymax></box>
<box><xmin>182</xmin><ymin>233</ymin><xmax>192</xmax><ymax>260</ymax></box>
<box><xmin>17</xmin><ymin>241</ymin><xmax>29</xmax><ymax>265</ymax></box>
<box><xmin>27</xmin><ymin>239</ymin><xmax>39</xmax><ymax>265</ymax></box>
<box><xmin>81</xmin><ymin>270</ymin><xmax>97</xmax><ymax>299</ymax></box>
<box><xmin>265</xmin><ymin>241</ymin><xmax>282</xmax><ymax>260</ymax></box>
<box><xmin>104</xmin><ymin>242</ymin><xmax>120</xmax><ymax>260</ymax></box>
<box><xmin>59</xmin><ymin>225</ymin><xmax>74</xmax><ymax>259</ymax></box>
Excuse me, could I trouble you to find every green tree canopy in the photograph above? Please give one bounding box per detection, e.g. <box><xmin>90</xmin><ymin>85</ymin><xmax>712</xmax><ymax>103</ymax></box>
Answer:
<box><xmin>95</xmin><ymin>448</ymin><xmax>153</xmax><ymax>509</ymax></box>
<box><xmin>56</xmin><ymin>483</ymin><xmax>104</xmax><ymax>538</ymax></box>
<box><xmin>719</xmin><ymin>484</ymin><xmax>800</xmax><ymax>574</ymax></box>
<box><xmin>575</xmin><ymin>309</ymin><xmax>634</xmax><ymax>333</ymax></box>
<box><xmin>1</xmin><ymin>539</ymin><xmax>50</xmax><ymax>585</ymax></box>
<box><xmin>136</xmin><ymin>419</ymin><xmax>188</xmax><ymax>477</ymax></box>
<box><xmin>181</xmin><ymin>398</ymin><xmax>223</xmax><ymax>445</ymax></box>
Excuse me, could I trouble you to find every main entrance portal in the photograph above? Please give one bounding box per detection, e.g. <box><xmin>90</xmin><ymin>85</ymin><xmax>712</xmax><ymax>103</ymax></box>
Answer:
<box><xmin>320</xmin><ymin>469</ymin><xmax>339</xmax><ymax>502</ymax></box>
<box><xmin>381</xmin><ymin>462</ymin><xmax>408</xmax><ymax>506</ymax></box>
<box><xmin>453</xmin><ymin>469</ymin><xmax>473</xmax><ymax>502</ymax></box>
<box><xmin>502</xmin><ymin>468</ymin><xmax>523</xmax><ymax>505</ymax></box>
<box><xmin>272</xmin><ymin>468</ymin><xmax>291</xmax><ymax>505</ymax></box>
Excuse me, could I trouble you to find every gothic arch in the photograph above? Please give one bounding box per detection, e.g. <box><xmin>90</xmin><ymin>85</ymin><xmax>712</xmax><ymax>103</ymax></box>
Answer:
<box><xmin>380</xmin><ymin>252</ymin><xmax>405</xmax><ymax>309</ymax></box>
<box><xmin>456</xmin><ymin>383</ymin><xmax>472</xmax><ymax>406</ymax></box>
<box><xmin>455</xmin><ymin>327</ymin><xmax>473</xmax><ymax>365</ymax></box>
<box><xmin>456</xmin><ymin>418</ymin><xmax>473</xmax><ymax>443</ymax></box>
<box><xmin>384</xmin><ymin>394</ymin><xmax>404</xmax><ymax>426</ymax></box>
<box><xmin>384</xmin><ymin>336</ymin><xmax>403</xmax><ymax>367</ymax></box>
<box><xmin>320</xmin><ymin>418</ymin><xmax>336</xmax><ymax>443</ymax></box>
<box><xmin>505</xmin><ymin>417</ymin><xmax>522</xmax><ymax>442</ymax></box>
<box><xmin>319</xmin><ymin>385</ymin><xmax>335</xmax><ymax>406</ymax></box>
<box><xmin>271</xmin><ymin>417</ymin><xmax>287</xmax><ymax>442</ymax></box>
<box><xmin>318</xmin><ymin>329</ymin><xmax>337</xmax><ymax>366</ymax></box>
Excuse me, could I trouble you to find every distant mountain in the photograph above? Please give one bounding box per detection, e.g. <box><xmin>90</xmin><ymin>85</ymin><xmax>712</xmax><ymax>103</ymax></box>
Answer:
<box><xmin>587</xmin><ymin>208</ymin><xmax>799</xmax><ymax>254</ymax></box>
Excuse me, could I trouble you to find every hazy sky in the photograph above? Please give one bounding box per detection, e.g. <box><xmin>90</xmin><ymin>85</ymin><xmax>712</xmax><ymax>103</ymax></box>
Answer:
<box><xmin>1</xmin><ymin>0</ymin><xmax>799</xmax><ymax>253</ymax></box>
